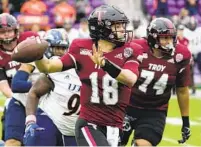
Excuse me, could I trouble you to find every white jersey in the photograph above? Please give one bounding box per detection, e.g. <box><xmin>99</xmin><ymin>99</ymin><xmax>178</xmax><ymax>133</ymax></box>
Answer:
<box><xmin>183</xmin><ymin>27</ymin><xmax>201</xmax><ymax>56</ymax></box>
<box><xmin>12</xmin><ymin>63</ymin><xmax>40</xmax><ymax>106</ymax></box>
<box><xmin>39</xmin><ymin>69</ymin><xmax>81</xmax><ymax>136</ymax></box>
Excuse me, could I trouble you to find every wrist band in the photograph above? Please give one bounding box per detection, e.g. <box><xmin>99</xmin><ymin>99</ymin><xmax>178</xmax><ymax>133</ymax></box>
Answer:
<box><xmin>182</xmin><ymin>116</ymin><xmax>189</xmax><ymax>127</ymax></box>
<box><xmin>102</xmin><ymin>58</ymin><xmax>121</xmax><ymax>78</ymax></box>
<box><xmin>26</xmin><ymin>115</ymin><xmax>36</xmax><ymax>125</ymax></box>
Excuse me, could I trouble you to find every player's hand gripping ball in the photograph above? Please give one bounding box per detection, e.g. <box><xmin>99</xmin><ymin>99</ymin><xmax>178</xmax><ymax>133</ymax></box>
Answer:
<box><xmin>11</xmin><ymin>36</ymin><xmax>49</xmax><ymax>63</ymax></box>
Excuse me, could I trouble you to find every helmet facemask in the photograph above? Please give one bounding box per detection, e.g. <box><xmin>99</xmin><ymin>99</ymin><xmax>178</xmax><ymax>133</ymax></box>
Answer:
<box><xmin>0</xmin><ymin>13</ymin><xmax>19</xmax><ymax>52</ymax></box>
<box><xmin>147</xmin><ymin>17</ymin><xmax>177</xmax><ymax>58</ymax></box>
<box><xmin>0</xmin><ymin>28</ymin><xmax>18</xmax><ymax>52</ymax></box>
<box><xmin>109</xmin><ymin>21</ymin><xmax>133</xmax><ymax>46</ymax></box>
<box><xmin>156</xmin><ymin>31</ymin><xmax>177</xmax><ymax>58</ymax></box>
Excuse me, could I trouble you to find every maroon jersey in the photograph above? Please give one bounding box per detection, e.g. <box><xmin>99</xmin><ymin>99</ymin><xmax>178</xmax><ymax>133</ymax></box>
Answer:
<box><xmin>130</xmin><ymin>38</ymin><xmax>191</xmax><ymax>110</ymax></box>
<box><xmin>0</xmin><ymin>31</ymin><xmax>38</xmax><ymax>85</ymax></box>
<box><xmin>61</xmin><ymin>38</ymin><xmax>143</xmax><ymax>128</ymax></box>
<box><xmin>0</xmin><ymin>50</ymin><xmax>20</xmax><ymax>85</ymax></box>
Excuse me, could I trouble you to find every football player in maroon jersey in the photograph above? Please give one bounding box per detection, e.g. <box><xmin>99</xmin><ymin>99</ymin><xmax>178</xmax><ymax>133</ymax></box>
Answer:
<box><xmin>0</xmin><ymin>13</ymin><xmax>20</xmax><ymax>102</ymax></box>
<box><xmin>27</xmin><ymin>5</ymin><xmax>143</xmax><ymax>146</ymax></box>
<box><xmin>0</xmin><ymin>13</ymin><xmax>21</xmax><ymax>143</ymax></box>
<box><xmin>121</xmin><ymin>17</ymin><xmax>191</xmax><ymax>146</ymax></box>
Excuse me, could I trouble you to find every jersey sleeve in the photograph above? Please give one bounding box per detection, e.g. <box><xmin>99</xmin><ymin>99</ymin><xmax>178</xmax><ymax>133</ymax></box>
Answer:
<box><xmin>60</xmin><ymin>39</ymin><xmax>80</xmax><ymax>71</ymax></box>
<box><xmin>176</xmin><ymin>63</ymin><xmax>191</xmax><ymax>87</ymax></box>
<box><xmin>123</xmin><ymin>43</ymin><xmax>144</xmax><ymax>77</ymax></box>
<box><xmin>176</xmin><ymin>45</ymin><xmax>191</xmax><ymax>87</ymax></box>
<box><xmin>0</xmin><ymin>68</ymin><xmax>7</xmax><ymax>81</ymax></box>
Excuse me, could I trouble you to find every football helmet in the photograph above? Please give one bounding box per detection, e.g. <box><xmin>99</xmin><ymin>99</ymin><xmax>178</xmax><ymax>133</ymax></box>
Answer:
<box><xmin>88</xmin><ymin>5</ymin><xmax>132</xmax><ymax>47</ymax></box>
<box><xmin>44</xmin><ymin>29</ymin><xmax>69</xmax><ymax>59</ymax></box>
<box><xmin>147</xmin><ymin>17</ymin><xmax>177</xmax><ymax>57</ymax></box>
<box><xmin>0</xmin><ymin>13</ymin><xmax>19</xmax><ymax>45</ymax></box>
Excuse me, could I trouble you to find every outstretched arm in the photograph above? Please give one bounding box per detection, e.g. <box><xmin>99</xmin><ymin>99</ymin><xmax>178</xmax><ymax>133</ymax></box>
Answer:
<box><xmin>35</xmin><ymin>58</ymin><xmax>63</xmax><ymax>73</ymax></box>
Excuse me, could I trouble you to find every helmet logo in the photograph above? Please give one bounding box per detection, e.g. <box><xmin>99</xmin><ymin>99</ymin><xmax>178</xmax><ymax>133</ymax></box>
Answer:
<box><xmin>96</xmin><ymin>10</ymin><xmax>106</xmax><ymax>24</ymax></box>
<box><xmin>1</xmin><ymin>15</ymin><xmax>7</xmax><ymax>27</ymax></box>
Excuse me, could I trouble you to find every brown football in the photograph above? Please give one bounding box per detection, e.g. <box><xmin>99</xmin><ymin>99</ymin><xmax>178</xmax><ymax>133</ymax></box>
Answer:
<box><xmin>11</xmin><ymin>36</ymin><xmax>49</xmax><ymax>63</ymax></box>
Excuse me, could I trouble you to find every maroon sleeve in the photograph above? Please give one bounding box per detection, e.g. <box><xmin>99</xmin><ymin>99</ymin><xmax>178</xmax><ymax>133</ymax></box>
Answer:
<box><xmin>176</xmin><ymin>45</ymin><xmax>191</xmax><ymax>87</ymax></box>
<box><xmin>123</xmin><ymin>60</ymin><xmax>139</xmax><ymax>77</ymax></box>
<box><xmin>68</xmin><ymin>39</ymin><xmax>81</xmax><ymax>54</ymax></box>
<box><xmin>60</xmin><ymin>53</ymin><xmax>76</xmax><ymax>71</ymax></box>
<box><xmin>60</xmin><ymin>40</ymin><xmax>80</xmax><ymax>71</ymax></box>
<box><xmin>176</xmin><ymin>63</ymin><xmax>191</xmax><ymax>87</ymax></box>
<box><xmin>123</xmin><ymin>42</ymin><xmax>144</xmax><ymax>77</ymax></box>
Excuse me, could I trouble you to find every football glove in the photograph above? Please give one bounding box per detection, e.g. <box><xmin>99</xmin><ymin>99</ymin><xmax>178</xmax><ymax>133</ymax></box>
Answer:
<box><xmin>178</xmin><ymin>116</ymin><xmax>191</xmax><ymax>144</ymax></box>
<box><xmin>23</xmin><ymin>122</ymin><xmax>45</xmax><ymax>145</ymax></box>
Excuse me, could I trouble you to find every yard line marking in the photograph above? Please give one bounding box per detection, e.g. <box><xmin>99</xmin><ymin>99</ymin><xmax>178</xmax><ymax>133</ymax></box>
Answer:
<box><xmin>163</xmin><ymin>137</ymin><xmax>196</xmax><ymax>147</ymax></box>
<box><xmin>166</xmin><ymin>117</ymin><xmax>201</xmax><ymax>126</ymax></box>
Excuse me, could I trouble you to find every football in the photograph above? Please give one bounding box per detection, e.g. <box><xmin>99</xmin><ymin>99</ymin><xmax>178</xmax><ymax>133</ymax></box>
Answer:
<box><xmin>11</xmin><ymin>36</ymin><xmax>49</xmax><ymax>63</ymax></box>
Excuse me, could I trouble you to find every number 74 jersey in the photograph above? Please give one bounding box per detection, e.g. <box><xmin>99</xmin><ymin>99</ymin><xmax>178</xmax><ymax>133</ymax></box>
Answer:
<box><xmin>130</xmin><ymin>39</ymin><xmax>191</xmax><ymax>110</ymax></box>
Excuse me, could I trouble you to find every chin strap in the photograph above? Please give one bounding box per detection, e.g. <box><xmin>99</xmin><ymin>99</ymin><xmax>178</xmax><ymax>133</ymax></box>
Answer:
<box><xmin>159</xmin><ymin>43</ymin><xmax>175</xmax><ymax>57</ymax></box>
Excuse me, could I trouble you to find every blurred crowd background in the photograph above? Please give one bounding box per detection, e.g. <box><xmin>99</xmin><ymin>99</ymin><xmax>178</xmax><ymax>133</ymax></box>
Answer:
<box><xmin>0</xmin><ymin>0</ymin><xmax>201</xmax><ymax>91</ymax></box>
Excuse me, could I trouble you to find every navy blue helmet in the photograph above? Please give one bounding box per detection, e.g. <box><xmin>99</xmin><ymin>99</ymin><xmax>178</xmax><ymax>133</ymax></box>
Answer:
<box><xmin>44</xmin><ymin>29</ymin><xmax>69</xmax><ymax>58</ymax></box>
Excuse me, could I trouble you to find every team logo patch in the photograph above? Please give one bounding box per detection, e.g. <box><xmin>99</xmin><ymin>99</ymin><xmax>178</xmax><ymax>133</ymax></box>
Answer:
<box><xmin>123</xmin><ymin>47</ymin><xmax>133</xmax><ymax>58</ymax></box>
<box><xmin>80</xmin><ymin>48</ymin><xmax>92</xmax><ymax>55</ymax></box>
<box><xmin>176</xmin><ymin>53</ymin><xmax>183</xmax><ymax>62</ymax></box>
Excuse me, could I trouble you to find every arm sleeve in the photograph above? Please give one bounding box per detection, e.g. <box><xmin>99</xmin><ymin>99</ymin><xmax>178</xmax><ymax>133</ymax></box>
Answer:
<box><xmin>11</xmin><ymin>70</ymin><xmax>32</xmax><ymax>93</ymax></box>
<box><xmin>60</xmin><ymin>53</ymin><xmax>76</xmax><ymax>71</ymax></box>
<box><xmin>123</xmin><ymin>60</ymin><xmax>140</xmax><ymax>77</ymax></box>
<box><xmin>60</xmin><ymin>39</ymin><xmax>81</xmax><ymax>71</ymax></box>
<box><xmin>0</xmin><ymin>68</ymin><xmax>7</xmax><ymax>81</ymax></box>
<box><xmin>176</xmin><ymin>46</ymin><xmax>191</xmax><ymax>87</ymax></box>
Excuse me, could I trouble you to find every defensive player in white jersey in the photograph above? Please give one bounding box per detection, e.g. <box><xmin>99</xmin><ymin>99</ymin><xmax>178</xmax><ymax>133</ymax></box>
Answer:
<box><xmin>183</xmin><ymin>18</ymin><xmax>201</xmax><ymax>58</ymax></box>
<box><xmin>4</xmin><ymin>31</ymin><xmax>40</xmax><ymax>146</ymax></box>
<box><xmin>183</xmin><ymin>18</ymin><xmax>201</xmax><ymax>94</ymax></box>
<box><xmin>24</xmin><ymin>29</ymin><xmax>81</xmax><ymax>146</ymax></box>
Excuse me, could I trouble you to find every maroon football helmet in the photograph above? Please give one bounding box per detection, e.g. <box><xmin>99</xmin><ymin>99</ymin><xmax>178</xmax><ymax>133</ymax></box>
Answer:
<box><xmin>147</xmin><ymin>17</ymin><xmax>177</xmax><ymax>57</ymax></box>
<box><xmin>0</xmin><ymin>13</ymin><xmax>19</xmax><ymax>50</ymax></box>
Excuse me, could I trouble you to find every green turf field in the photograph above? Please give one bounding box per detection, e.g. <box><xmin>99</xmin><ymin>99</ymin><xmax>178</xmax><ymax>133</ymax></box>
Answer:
<box><xmin>126</xmin><ymin>96</ymin><xmax>201</xmax><ymax>146</ymax></box>
<box><xmin>0</xmin><ymin>95</ymin><xmax>200</xmax><ymax>146</ymax></box>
